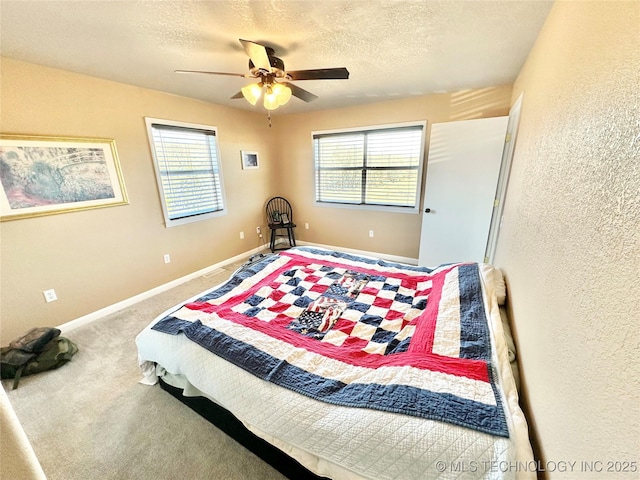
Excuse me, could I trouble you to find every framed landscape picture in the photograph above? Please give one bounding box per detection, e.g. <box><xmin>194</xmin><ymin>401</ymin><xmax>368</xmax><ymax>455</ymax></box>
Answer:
<box><xmin>0</xmin><ymin>134</ymin><xmax>129</xmax><ymax>221</ymax></box>
<box><xmin>241</xmin><ymin>150</ymin><xmax>259</xmax><ymax>170</ymax></box>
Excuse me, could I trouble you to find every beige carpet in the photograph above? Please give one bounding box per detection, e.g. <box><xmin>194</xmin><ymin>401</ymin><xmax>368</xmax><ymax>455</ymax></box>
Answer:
<box><xmin>2</xmin><ymin>256</ymin><xmax>288</xmax><ymax>480</ymax></box>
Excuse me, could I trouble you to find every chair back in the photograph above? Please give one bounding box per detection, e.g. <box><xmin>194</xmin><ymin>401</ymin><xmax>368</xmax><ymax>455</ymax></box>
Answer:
<box><xmin>266</xmin><ymin>197</ymin><xmax>293</xmax><ymax>226</ymax></box>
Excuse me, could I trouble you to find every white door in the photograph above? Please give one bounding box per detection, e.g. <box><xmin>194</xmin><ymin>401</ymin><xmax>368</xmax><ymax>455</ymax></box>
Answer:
<box><xmin>418</xmin><ymin>116</ymin><xmax>508</xmax><ymax>267</ymax></box>
<box><xmin>485</xmin><ymin>94</ymin><xmax>524</xmax><ymax>264</ymax></box>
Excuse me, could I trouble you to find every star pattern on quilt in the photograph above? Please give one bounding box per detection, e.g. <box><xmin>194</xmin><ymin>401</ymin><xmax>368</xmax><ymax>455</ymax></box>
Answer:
<box><xmin>231</xmin><ymin>263</ymin><xmax>431</xmax><ymax>355</ymax></box>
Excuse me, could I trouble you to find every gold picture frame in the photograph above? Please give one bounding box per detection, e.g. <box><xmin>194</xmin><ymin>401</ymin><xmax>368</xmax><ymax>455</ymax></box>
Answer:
<box><xmin>0</xmin><ymin>134</ymin><xmax>129</xmax><ymax>221</ymax></box>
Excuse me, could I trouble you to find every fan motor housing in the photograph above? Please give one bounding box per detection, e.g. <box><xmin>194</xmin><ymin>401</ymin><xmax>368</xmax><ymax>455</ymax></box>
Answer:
<box><xmin>249</xmin><ymin>56</ymin><xmax>286</xmax><ymax>77</ymax></box>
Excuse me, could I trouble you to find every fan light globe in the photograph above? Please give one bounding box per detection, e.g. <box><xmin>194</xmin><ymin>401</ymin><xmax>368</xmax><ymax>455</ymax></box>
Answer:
<box><xmin>241</xmin><ymin>83</ymin><xmax>262</xmax><ymax>105</ymax></box>
<box><xmin>263</xmin><ymin>86</ymin><xmax>280</xmax><ymax>110</ymax></box>
<box><xmin>272</xmin><ymin>83</ymin><xmax>292</xmax><ymax>106</ymax></box>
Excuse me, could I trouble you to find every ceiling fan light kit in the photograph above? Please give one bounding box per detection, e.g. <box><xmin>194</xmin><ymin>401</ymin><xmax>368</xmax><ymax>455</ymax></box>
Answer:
<box><xmin>176</xmin><ymin>39</ymin><xmax>349</xmax><ymax>122</ymax></box>
<box><xmin>241</xmin><ymin>79</ymin><xmax>293</xmax><ymax>110</ymax></box>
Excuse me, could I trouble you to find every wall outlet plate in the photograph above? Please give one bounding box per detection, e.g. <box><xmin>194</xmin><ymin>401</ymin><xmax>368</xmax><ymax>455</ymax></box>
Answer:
<box><xmin>43</xmin><ymin>289</ymin><xmax>57</xmax><ymax>302</ymax></box>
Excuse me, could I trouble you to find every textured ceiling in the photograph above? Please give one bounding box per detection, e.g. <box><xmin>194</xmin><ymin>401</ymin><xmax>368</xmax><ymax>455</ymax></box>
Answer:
<box><xmin>0</xmin><ymin>0</ymin><xmax>553</xmax><ymax>114</ymax></box>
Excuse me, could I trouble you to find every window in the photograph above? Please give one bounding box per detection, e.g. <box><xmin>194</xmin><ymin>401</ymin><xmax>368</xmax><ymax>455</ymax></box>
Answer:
<box><xmin>313</xmin><ymin>122</ymin><xmax>426</xmax><ymax>213</ymax></box>
<box><xmin>145</xmin><ymin>118</ymin><xmax>226</xmax><ymax>227</ymax></box>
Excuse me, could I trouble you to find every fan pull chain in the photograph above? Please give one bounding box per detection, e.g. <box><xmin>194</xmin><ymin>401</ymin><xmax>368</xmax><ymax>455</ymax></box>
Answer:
<box><xmin>267</xmin><ymin>111</ymin><xmax>272</xmax><ymax>128</ymax></box>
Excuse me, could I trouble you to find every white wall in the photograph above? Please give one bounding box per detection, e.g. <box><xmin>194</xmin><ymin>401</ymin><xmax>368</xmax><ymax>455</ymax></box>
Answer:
<box><xmin>0</xmin><ymin>385</ymin><xmax>46</xmax><ymax>479</ymax></box>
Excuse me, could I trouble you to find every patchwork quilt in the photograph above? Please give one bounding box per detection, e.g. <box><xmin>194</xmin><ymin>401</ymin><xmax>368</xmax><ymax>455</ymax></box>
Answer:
<box><xmin>152</xmin><ymin>247</ymin><xmax>509</xmax><ymax>437</ymax></box>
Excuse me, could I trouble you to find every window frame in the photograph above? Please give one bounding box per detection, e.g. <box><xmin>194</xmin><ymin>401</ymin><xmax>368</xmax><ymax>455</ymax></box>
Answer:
<box><xmin>311</xmin><ymin>121</ymin><xmax>427</xmax><ymax>214</ymax></box>
<box><xmin>144</xmin><ymin>117</ymin><xmax>227</xmax><ymax>227</ymax></box>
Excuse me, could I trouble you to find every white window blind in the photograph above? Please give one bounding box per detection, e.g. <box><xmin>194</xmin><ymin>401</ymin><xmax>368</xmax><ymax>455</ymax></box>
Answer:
<box><xmin>313</xmin><ymin>124</ymin><xmax>425</xmax><ymax>211</ymax></box>
<box><xmin>145</xmin><ymin>118</ymin><xmax>226</xmax><ymax>226</ymax></box>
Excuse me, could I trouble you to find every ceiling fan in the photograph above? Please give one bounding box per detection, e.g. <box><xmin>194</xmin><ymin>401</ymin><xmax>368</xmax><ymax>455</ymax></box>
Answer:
<box><xmin>175</xmin><ymin>39</ymin><xmax>349</xmax><ymax>111</ymax></box>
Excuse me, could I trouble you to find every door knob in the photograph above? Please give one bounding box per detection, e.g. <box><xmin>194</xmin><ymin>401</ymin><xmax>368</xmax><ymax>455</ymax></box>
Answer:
<box><xmin>424</xmin><ymin>208</ymin><xmax>431</xmax><ymax>213</ymax></box>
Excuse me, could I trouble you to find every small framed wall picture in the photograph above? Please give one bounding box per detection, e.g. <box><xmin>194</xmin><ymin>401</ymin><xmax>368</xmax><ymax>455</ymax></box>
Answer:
<box><xmin>241</xmin><ymin>150</ymin><xmax>259</xmax><ymax>170</ymax></box>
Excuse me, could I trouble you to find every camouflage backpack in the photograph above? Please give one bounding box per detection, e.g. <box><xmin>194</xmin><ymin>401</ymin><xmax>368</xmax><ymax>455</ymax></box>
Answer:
<box><xmin>1</xmin><ymin>327</ymin><xmax>78</xmax><ymax>389</ymax></box>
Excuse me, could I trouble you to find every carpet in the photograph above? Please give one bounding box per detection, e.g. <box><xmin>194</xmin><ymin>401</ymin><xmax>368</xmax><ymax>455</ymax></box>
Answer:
<box><xmin>2</xmin><ymin>257</ymin><xmax>287</xmax><ymax>480</ymax></box>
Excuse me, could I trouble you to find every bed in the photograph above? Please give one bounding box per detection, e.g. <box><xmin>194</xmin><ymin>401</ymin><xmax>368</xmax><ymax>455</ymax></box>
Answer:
<box><xmin>136</xmin><ymin>246</ymin><xmax>534</xmax><ymax>479</ymax></box>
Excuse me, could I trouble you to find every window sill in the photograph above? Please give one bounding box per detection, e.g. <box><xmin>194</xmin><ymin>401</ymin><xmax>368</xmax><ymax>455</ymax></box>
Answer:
<box><xmin>313</xmin><ymin>201</ymin><xmax>419</xmax><ymax>215</ymax></box>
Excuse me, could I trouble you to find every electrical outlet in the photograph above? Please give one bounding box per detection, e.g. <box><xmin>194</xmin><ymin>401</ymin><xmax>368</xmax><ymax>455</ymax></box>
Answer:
<box><xmin>240</xmin><ymin>231</ymin><xmax>245</xmax><ymax>240</ymax></box>
<box><xmin>305</xmin><ymin>223</ymin><xmax>309</xmax><ymax>230</ymax></box>
<box><xmin>369</xmin><ymin>230</ymin><xmax>374</xmax><ymax>238</ymax></box>
<box><xmin>43</xmin><ymin>289</ymin><xmax>57</xmax><ymax>303</ymax></box>
<box><xmin>256</xmin><ymin>226</ymin><xmax>261</xmax><ymax>234</ymax></box>
<box><xmin>163</xmin><ymin>254</ymin><xmax>171</xmax><ymax>264</ymax></box>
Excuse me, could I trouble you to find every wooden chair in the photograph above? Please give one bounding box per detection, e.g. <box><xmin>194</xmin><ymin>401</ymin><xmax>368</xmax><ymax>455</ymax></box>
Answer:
<box><xmin>266</xmin><ymin>197</ymin><xmax>296</xmax><ymax>252</ymax></box>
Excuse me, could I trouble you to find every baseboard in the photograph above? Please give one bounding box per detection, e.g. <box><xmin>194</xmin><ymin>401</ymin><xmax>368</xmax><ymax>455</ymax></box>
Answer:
<box><xmin>296</xmin><ymin>241</ymin><xmax>418</xmax><ymax>266</ymax></box>
<box><xmin>59</xmin><ymin>242</ymin><xmax>416</xmax><ymax>334</ymax></box>
<box><xmin>58</xmin><ymin>245</ymin><xmax>267</xmax><ymax>334</ymax></box>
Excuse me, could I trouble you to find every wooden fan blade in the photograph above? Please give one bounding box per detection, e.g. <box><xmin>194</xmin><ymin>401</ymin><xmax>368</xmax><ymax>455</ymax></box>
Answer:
<box><xmin>239</xmin><ymin>39</ymin><xmax>272</xmax><ymax>72</ymax></box>
<box><xmin>286</xmin><ymin>68</ymin><xmax>349</xmax><ymax>81</ymax></box>
<box><xmin>230</xmin><ymin>91</ymin><xmax>244</xmax><ymax>99</ymax></box>
<box><xmin>283</xmin><ymin>82</ymin><xmax>318</xmax><ymax>102</ymax></box>
<box><xmin>175</xmin><ymin>69</ymin><xmax>252</xmax><ymax>78</ymax></box>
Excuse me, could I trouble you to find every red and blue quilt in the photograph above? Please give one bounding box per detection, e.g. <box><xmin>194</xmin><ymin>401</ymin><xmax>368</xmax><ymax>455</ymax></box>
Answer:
<box><xmin>152</xmin><ymin>247</ymin><xmax>509</xmax><ymax>437</ymax></box>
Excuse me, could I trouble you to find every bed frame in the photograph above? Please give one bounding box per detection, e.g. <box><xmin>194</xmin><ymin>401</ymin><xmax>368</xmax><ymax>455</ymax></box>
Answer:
<box><xmin>158</xmin><ymin>378</ymin><xmax>329</xmax><ymax>480</ymax></box>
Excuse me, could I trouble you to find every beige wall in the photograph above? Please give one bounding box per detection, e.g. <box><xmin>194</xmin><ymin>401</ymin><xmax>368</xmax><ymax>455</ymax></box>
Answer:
<box><xmin>0</xmin><ymin>58</ymin><xmax>278</xmax><ymax>342</ymax></box>
<box><xmin>0</xmin><ymin>57</ymin><xmax>510</xmax><ymax>341</ymax></box>
<box><xmin>494</xmin><ymin>1</ymin><xmax>639</xmax><ymax>474</ymax></box>
<box><xmin>273</xmin><ymin>86</ymin><xmax>512</xmax><ymax>259</ymax></box>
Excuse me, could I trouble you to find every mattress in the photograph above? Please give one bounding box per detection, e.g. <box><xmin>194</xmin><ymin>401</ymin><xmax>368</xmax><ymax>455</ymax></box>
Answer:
<box><xmin>136</xmin><ymin>247</ymin><xmax>534</xmax><ymax>480</ymax></box>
